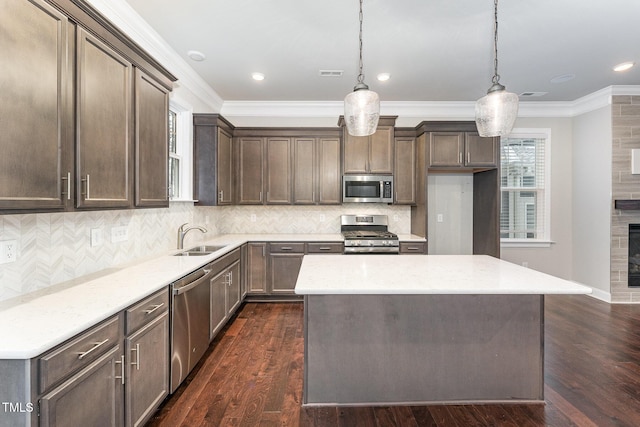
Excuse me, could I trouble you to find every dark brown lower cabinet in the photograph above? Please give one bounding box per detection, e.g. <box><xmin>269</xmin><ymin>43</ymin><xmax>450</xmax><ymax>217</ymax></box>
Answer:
<box><xmin>40</xmin><ymin>346</ymin><xmax>124</xmax><ymax>427</ymax></box>
<box><xmin>246</xmin><ymin>243</ymin><xmax>268</xmax><ymax>294</ymax></box>
<box><xmin>125</xmin><ymin>312</ymin><xmax>169</xmax><ymax>427</ymax></box>
<box><xmin>269</xmin><ymin>243</ymin><xmax>305</xmax><ymax>294</ymax></box>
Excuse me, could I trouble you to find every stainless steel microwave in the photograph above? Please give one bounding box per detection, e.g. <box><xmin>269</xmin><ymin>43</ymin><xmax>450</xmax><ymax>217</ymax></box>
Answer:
<box><xmin>342</xmin><ymin>175</ymin><xmax>393</xmax><ymax>203</ymax></box>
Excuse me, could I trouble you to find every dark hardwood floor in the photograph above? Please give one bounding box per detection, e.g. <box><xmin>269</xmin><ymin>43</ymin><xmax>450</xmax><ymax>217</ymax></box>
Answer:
<box><xmin>147</xmin><ymin>295</ymin><xmax>640</xmax><ymax>426</ymax></box>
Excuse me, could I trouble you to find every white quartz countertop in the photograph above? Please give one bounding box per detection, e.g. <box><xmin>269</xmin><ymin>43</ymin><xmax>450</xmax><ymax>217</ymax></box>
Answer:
<box><xmin>295</xmin><ymin>254</ymin><xmax>592</xmax><ymax>295</ymax></box>
<box><xmin>0</xmin><ymin>233</ymin><xmax>365</xmax><ymax>359</ymax></box>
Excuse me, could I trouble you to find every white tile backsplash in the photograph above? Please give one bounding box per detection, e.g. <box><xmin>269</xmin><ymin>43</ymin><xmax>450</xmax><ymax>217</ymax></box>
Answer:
<box><xmin>0</xmin><ymin>203</ymin><xmax>410</xmax><ymax>302</ymax></box>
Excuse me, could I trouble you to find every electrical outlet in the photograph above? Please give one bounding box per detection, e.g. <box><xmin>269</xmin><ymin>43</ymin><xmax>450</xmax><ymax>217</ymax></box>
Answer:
<box><xmin>90</xmin><ymin>228</ymin><xmax>103</xmax><ymax>247</ymax></box>
<box><xmin>0</xmin><ymin>240</ymin><xmax>17</xmax><ymax>264</ymax></box>
<box><xmin>250</xmin><ymin>214</ymin><xmax>256</xmax><ymax>222</ymax></box>
<box><xmin>319</xmin><ymin>214</ymin><xmax>325</xmax><ymax>222</ymax></box>
<box><xmin>111</xmin><ymin>226</ymin><xmax>128</xmax><ymax>243</ymax></box>
<box><xmin>522</xmin><ymin>261</ymin><xmax>529</xmax><ymax>268</ymax></box>
<box><xmin>437</xmin><ymin>214</ymin><xmax>444</xmax><ymax>223</ymax></box>
<box><xmin>393</xmin><ymin>215</ymin><xmax>399</xmax><ymax>222</ymax></box>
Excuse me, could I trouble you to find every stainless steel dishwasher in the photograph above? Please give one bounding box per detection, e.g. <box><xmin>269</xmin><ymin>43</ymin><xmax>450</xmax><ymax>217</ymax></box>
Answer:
<box><xmin>170</xmin><ymin>263</ymin><xmax>213</xmax><ymax>393</ymax></box>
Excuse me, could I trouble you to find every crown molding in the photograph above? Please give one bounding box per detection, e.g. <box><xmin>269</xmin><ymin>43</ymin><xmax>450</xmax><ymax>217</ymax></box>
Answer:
<box><xmin>87</xmin><ymin>0</ymin><xmax>224</xmax><ymax>111</ymax></box>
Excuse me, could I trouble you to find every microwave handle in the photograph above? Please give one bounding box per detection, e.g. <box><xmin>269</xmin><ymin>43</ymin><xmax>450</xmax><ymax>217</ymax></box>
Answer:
<box><xmin>380</xmin><ymin>181</ymin><xmax>384</xmax><ymax>202</ymax></box>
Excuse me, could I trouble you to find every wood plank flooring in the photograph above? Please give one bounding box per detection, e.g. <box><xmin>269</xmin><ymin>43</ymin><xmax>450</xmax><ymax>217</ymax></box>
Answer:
<box><xmin>147</xmin><ymin>295</ymin><xmax>640</xmax><ymax>426</ymax></box>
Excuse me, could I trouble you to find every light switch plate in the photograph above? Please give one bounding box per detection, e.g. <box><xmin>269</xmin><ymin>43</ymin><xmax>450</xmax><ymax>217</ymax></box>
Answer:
<box><xmin>632</xmin><ymin>149</ymin><xmax>640</xmax><ymax>174</ymax></box>
<box><xmin>90</xmin><ymin>228</ymin><xmax>103</xmax><ymax>247</ymax></box>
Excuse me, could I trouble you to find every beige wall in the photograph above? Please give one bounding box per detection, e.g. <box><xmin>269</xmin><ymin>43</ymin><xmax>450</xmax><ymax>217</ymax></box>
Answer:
<box><xmin>499</xmin><ymin>117</ymin><xmax>574</xmax><ymax>280</ymax></box>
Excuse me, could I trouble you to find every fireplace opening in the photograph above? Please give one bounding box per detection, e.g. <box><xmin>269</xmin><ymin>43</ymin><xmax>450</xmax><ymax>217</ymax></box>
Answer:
<box><xmin>629</xmin><ymin>224</ymin><xmax>640</xmax><ymax>287</ymax></box>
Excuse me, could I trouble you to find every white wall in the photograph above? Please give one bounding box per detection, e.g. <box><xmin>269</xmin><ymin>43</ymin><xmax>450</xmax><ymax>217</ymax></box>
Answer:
<box><xmin>571</xmin><ymin>107</ymin><xmax>612</xmax><ymax>297</ymax></box>
<box><xmin>500</xmin><ymin>117</ymin><xmax>574</xmax><ymax>280</ymax></box>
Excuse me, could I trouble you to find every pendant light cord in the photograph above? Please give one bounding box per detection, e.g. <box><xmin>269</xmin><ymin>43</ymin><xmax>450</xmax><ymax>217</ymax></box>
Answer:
<box><xmin>492</xmin><ymin>0</ymin><xmax>501</xmax><ymax>85</ymax></box>
<box><xmin>357</xmin><ymin>0</ymin><xmax>365</xmax><ymax>85</ymax></box>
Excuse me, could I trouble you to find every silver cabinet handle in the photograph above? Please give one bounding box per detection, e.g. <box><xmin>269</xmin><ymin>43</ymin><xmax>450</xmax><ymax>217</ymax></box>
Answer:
<box><xmin>81</xmin><ymin>174</ymin><xmax>91</xmax><ymax>199</ymax></box>
<box><xmin>467</xmin><ymin>152</ymin><xmax>470</xmax><ymax>164</ymax></box>
<box><xmin>77</xmin><ymin>338</ymin><xmax>109</xmax><ymax>360</ymax></box>
<box><xmin>281</xmin><ymin>246</ymin><xmax>293</xmax><ymax>251</ymax></box>
<box><xmin>61</xmin><ymin>172</ymin><xmax>71</xmax><ymax>200</ymax></box>
<box><xmin>318</xmin><ymin>247</ymin><xmax>332</xmax><ymax>251</ymax></box>
<box><xmin>406</xmin><ymin>247</ymin><xmax>420</xmax><ymax>251</ymax></box>
<box><xmin>131</xmin><ymin>343</ymin><xmax>140</xmax><ymax>371</ymax></box>
<box><xmin>459</xmin><ymin>152</ymin><xmax>462</xmax><ymax>164</ymax></box>
<box><xmin>143</xmin><ymin>303</ymin><xmax>164</xmax><ymax>315</ymax></box>
<box><xmin>259</xmin><ymin>191</ymin><xmax>263</xmax><ymax>202</ymax></box>
<box><xmin>115</xmin><ymin>354</ymin><xmax>125</xmax><ymax>385</ymax></box>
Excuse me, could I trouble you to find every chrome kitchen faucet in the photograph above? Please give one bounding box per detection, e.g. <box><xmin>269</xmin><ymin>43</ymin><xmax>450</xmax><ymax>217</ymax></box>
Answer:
<box><xmin>177</xmin><ymin>223</ymin><xmax>207</xmax><ymax>249</ymax></box>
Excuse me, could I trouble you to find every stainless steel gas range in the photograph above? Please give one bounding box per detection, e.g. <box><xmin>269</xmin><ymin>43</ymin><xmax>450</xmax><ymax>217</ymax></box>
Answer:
<box><xmin>341</xmin><ymin>214</ymin><xmax>399</xmax><ymax>254</ymax></box>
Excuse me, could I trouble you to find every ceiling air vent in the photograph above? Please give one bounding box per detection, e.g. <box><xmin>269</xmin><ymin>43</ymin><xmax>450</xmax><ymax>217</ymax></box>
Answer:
<box><xmin>519</xmin><ymin>92</ymin><xmax>548</xmax><ymax>97</ymax></box>
<box><xmin>319</xmin><ymin>70</ymin><xmax>344</xmax><ymax>77</ymax></box>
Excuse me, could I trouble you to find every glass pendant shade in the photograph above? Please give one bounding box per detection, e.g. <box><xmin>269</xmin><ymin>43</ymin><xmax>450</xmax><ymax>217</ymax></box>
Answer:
<box><xmin>344</xmin><ymin>86</ymin><xmax>380</xmax><ymax>137</ymax></box>
<box><xmin>475</xmin><ymin>85</ymin><xmax>519</xmax><ymax>137</ymax></box>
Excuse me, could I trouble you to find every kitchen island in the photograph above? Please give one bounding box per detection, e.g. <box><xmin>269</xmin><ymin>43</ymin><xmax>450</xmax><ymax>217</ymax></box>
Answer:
<box><xmin>295</xmin><ymin>255</ymin><xmax>591</xmax><ymax>406</ymax></box>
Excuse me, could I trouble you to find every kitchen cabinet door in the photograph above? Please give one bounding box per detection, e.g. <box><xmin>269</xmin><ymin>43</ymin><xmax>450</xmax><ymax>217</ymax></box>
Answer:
<box><xmin>227</xmin><ymin>260</ymin><xmax>241</xmax><ymax>316</ymax></box>
<box><xmin>394</xmin><ymin>137</ymin><xmax>416</xmax><ymax>204</ymax></box>
<box><xmin>217</xmin><ymin>128</ymin><xmax>234</xmax><ymax>204</ymax></box>
<box><xmin>269</xmin><ymin>253</ymin><xmax>304</xmax><ymax>294</ymax></box>
<box><xmin>0</xmin><ymin>0</ymin><xmax>73</xmax><ymax>211</ymax></box>
<box><xmin>40</xmin><ymin>346</ymin><xmax>124</xmax><ymax>427</ymax></box>
<box><xmin>236</xmin><ymin>138</ymin><xmax>264</xmax><ymax>204</ymax></box>
<box><xmin>293</xmin><ymin>138</ymin><xmax>316</xmax><ymax>204</ymax></box>
<box><xmin>247</xmin><ymin>243</ymin><xmax>267</xmax><ymax>294</ymax></box>
<box><xmin>429</xmin><ymin>132</ymin><xmax>464</xmax><ymax>167</ymax></box>
<box><xmin>265</xmin><ymin>138</ymin><xmax>292</xmax><ymax>204</ymax></box>
<box><xmin>210</xmin><ymin>269</ymin><xmax>228</xmax><ymax>339</ymax></box>
<box><xmin>135</xmin><ymin>69</ymin><xmax>169</xmax><ymax>207</ymax></box>
<box><xmin>76</xmin><ymin>28</ymin><xmax>133</xmax><ymax>209</ymax></box>
<box><xmin>343</xmin><ymin>134</ymin><xmax>369</xmax><ymax>174</ymax></box>
<box><xmin>369</xmin><ymin>127</ymin><xmax>394</xmax><ymax>174</ymax></box>
<box><xmin>318</xmin><ymin>138</ymin><xmax>341</xmax><ymax>204</ymax></box>
<box><xmin>125</xmin><ymin>312</ymin><xmax>169</xmax><ymax>427</ymax></box>
<box><xmin>465</xmin><ymin>132</ymin><xmax>498</xmax><ymax>167</ymax></box>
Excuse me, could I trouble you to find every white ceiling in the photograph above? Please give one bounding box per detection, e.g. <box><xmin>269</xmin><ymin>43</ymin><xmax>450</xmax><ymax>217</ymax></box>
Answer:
<box><xmin>124</xmin><ymin>0</ymin><xmax>640</xmax><ymax>103</ymax></box>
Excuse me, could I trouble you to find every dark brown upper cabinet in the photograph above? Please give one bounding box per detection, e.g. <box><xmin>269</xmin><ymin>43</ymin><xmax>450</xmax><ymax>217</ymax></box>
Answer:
<box><xmin>0</xmin><ymin>0</ymin><xmax>74</xmax><ymax>211</ymax></box>
<box><xmin>135</xmin><ymin>69</ymin><xmax>170</xmax><ymax>208</ymax></box>
<box><xmin>236</xmin><ymin>137</ymin><xmax>265</xmax><ymax>205</ymax></box>
<box><xmin>0</xmin><ymin>0</ymin><xmax>175</xmax><ymax>214</ymax></box>
<box><xmin>193</xmin><ymin>114</ymin><xmax>235</xmax><ymax>205</ymax></box>
<box><xmin>265</xmin><ymin>138</ymin><xmax>292</xmax><ymax>204</ymax></box>
<box><xmin>340</xmin><ymin>116</ymin><xmax>397</xmax><ymax>175</ymax></box>
<box><xmin>293</xmin><ymin>137</ymin><xmax>341</xmax><ymax>205</ymax></box>
<box><xmin>76</xmin><ymin>28</ymin><xmax>133</xmax><ymax>209</ymax></box>
<box><xmin>429</xmin><ymin>131</ymin><xmax>498</xmax><ymax>169</ymax></box>
<box><xmin>394</xmin><ymin>134</ymin><xmax>417</xmax><ymax>205</ymax></box>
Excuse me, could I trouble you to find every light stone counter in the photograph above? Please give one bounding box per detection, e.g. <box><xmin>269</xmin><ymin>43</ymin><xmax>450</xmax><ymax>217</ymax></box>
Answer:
<box><xmin>297</xmin><ymin>254</ymin><xmax>591</xmax><ymax>405</ymax></box>
<box><xmin>295</xmin><ymin>254</ymin><xmax>591</xmax><ymax>295</ymax></box>
<box><xmin>0</xmin><ymin>233</ymin><xmax>343</xmax><ymax>359</ymax></box>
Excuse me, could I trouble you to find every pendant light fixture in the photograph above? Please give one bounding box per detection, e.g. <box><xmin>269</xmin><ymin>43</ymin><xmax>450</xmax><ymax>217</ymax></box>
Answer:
<box><xmin>344</xmin><ymin>0</ymin><xmax>380</xmax><ymax>137</ymax></box>
<box><xmin>475</xmin><ymin>0</ymin><xmax>519</xmax><ymax>137</ymax></box>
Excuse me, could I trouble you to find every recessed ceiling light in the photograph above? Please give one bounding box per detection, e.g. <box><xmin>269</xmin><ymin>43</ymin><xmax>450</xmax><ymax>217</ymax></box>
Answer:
<box><xmin>377</xmin><ymin>73</ymin><xmax>391</xmax><ymax>82</ymax></box>
<box><xmin>613</xmin><ymin>62</ymin><xmax>635</xmax><ymax>72</ymax></box>
<box><xmin>187</xmin><ymin>50</ymin><xmax>206</xmax><ymax>61</ymax></box>
<box><xmin>251</xmin><ymin>72</ymin><xmax>265</xmax><ymax>81</ymax></box>
<box><xmin>550</xmin><ymin>73</ymin><xmax>575</xmax><ymax>84</ymax></box>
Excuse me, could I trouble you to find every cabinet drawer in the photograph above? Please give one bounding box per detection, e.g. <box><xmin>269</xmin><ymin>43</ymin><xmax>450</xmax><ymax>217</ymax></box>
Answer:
<box><xmin>125</xmin><ymin>288</ymin><xmax>169</xmax><ymax>335</ymax></box>
<box><xmin>269</xmin><ymin>242</ymin><xmax>305</xmax><ymax>253</ymax></box>
<box><xmin>210</xmin><ymin>247</ymin><xmax>241</xmax><ymax>275</ymax></box>
<box><xmin>399</xmin><ymin>242</ymin><xmax>427</xmax><ymax>254</ymax></box>
<box><xmin>39</xmin><ymin>315</ymin><xmax>121</xmax><ymax>393</ymax></box>
<box><xmin>306</xmin><ymin>242</ymin><xmax>344</xmax><ymax>254</ymax></box>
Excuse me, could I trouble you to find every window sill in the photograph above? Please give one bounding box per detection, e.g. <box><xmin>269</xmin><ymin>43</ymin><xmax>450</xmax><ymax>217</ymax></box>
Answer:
<box><xmin>501</xmin><ymin>239</ymin><xmax>554</xmax><ymax>248</ymax></box>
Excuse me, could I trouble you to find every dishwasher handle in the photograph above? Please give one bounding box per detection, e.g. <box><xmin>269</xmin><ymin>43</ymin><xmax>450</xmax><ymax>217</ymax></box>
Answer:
<box><xmin>172</xmin><ymin>268</ymin><xmax>212</xmax><ymax>295</ymax></box>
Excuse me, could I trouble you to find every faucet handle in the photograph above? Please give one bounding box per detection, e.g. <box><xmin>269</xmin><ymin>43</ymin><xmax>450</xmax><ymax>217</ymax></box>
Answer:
<box><xmin>178</xmin><ymin>222</ymin><xmax>189</xmax><ymax>232</ymax></box>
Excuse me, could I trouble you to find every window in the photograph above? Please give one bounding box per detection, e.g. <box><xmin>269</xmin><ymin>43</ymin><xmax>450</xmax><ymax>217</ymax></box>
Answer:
<box><xmin>500</xmin><ymin>129</ymin><xmax>550</xmax><ymax>246</ymax></box>
<box><xmin>167</xmin><ymin>101</ymin><xmax>193</xmax><ymax>201</ymax></box>
<box><xmin>168</xmin><ymin>110</ymin><xmax>180</xmax><ymax>199</ymax></box>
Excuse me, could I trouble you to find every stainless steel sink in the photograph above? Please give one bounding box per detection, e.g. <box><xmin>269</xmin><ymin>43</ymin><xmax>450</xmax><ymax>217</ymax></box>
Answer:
<box><xmin>187</xmin><ymin>245</ymin><xmax>227</xmax><ymax>253</ymax></box>
<box><xmin>174</xmin><ymin>251</ymin><xmax>211</xmax><ymax>257</ymax></box>
<box><xmin>173</xmin><ymin>245</ymin><xmax>227</xmax><ymax>256</ymax></box>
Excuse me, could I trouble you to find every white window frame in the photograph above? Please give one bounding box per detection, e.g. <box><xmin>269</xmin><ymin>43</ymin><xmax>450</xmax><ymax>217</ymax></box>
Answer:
<box><xmin>500</xmin><ymin>128</ymin><xmax>552</xmax><ymax>248</ymax></box>
<box><xmin>168</xmin><ymin>99</ymin><xmax>194</xmax><ymax>202</ymax></box>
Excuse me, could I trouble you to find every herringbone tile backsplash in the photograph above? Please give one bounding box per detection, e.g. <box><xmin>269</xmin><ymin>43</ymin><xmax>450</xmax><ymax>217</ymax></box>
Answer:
<box><xmin>0</xmin><ymin>203</ymin><xmax>409</xmax><ymax>301</ymax></box>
